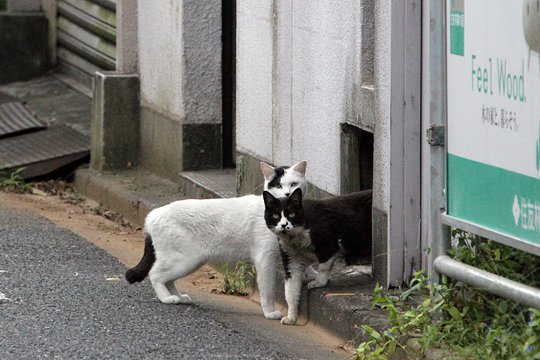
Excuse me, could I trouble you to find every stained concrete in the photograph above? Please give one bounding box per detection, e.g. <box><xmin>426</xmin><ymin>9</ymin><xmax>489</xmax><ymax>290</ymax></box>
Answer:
<box><xmin>0</xmin><ymin>75</ymin><xmax>91</xmax><ymax>136</ymax></box>
<box><xmin>90</xmin><ymin>72</ymin><xmax>140</xmax><ymax>171</ymax></box>
<box><xmin>0</xmin><ymin>13</ymin><xmax>49</xmax><ymax>84</ymax></box>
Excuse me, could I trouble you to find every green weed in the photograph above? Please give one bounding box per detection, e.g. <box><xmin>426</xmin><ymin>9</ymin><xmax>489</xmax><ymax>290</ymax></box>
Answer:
<box><xmin>0</xmin><ymin>168</ymin><xmax>32</xmax><ymax>193</ymax></box>
<box><xmin>355</xmin><ymin>231</ymin><xmax>540</xmax><ymax>359</ymax></box>
<box><xmin>220</xmin><ymin>261</ymin><xmax>256</xmax><ymax>296</ymax></box>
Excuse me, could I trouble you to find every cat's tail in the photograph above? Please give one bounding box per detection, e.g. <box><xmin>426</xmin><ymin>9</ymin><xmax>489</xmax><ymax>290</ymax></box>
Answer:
<box><xmin>125</xmin><ymin>233</ymin><xmax>156</xmax><ymax>283</ymax></box>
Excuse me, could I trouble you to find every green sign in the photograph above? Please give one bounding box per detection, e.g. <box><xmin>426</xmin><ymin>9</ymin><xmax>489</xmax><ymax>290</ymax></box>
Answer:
<box><xmin>450</xmin><ymin>0</ymin><xmax>464</xmax><ymax>56</ymax></box>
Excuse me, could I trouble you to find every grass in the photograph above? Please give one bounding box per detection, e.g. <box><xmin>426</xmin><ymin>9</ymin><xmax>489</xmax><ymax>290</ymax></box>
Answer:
<box><xmin>220</xmin><ymin>261</ymin><xmax>256</xmax><ymax>296</ymax></box>
<box><xmin>354</xmin><ymin>230</ymin><xmax>540</xmax><ymax>359</ymax></box>
<box><xmin>0</xmin><ymin>168</ymin><xmax>32</xmax><ymax>193</ymax></box>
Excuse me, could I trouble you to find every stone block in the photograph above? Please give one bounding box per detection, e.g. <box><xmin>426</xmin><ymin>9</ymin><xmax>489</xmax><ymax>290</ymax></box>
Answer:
<box><xmin>91</xmin><ymin>72</ymin><xmax>140</xmax><ymax>171</ymax></box>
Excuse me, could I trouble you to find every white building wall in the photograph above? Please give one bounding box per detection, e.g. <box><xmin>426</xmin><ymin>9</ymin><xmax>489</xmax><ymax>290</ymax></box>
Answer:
<box><xmin>373</xmin><ymin>0</ymin><xmax>390</xmax><ymax>212</ymax></box>
<box><xmin>236</xmin><ymin>0</ymin><xmax>274</xmax><ymax>161</ymax></box>
<box><xmin>236</xmin><ymin>0</ymin><xmax>390</xmax><ymax>198</ymax></box>
<box><xmin>137</xmin><ymin>0</ymin><xmax>185</xmax><ymax>121</ymax></box>
<box><xmin>290</xmin><ymin>1</ymin><xmax>358</xmax><ymax>193</ymax></box>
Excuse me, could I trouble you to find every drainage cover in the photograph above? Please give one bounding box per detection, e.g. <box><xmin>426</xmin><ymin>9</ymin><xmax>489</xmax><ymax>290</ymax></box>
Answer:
<box><xmin>0</xmin><ymin>124</ymin><xmax>90</xmax><ymax>179</ymax></box>
<box><xmin>0</xmin><ymin>101</ymin><xmax>45</xmax><ymax>138</ymax></box>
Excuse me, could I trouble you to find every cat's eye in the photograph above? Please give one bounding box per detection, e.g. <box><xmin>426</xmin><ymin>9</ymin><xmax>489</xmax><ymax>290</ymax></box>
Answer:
<box><xmin>291</xmin><ymin>182</ymin><xmax>298</xmax><ymax>187</ymax></box>
<box><xmin>288</xmin><ymin>212</ymin><xmax>295</xmax><ymax>218</ymax></box>
<box><xmin>275</xmin><ymin>184</ymin><xmax>282</xmax><ymax>189</ymax></box>
<box><xmin>272</xmin><ymin>214</ymin><xmax>280</xmax><ymax>219</ymax></box>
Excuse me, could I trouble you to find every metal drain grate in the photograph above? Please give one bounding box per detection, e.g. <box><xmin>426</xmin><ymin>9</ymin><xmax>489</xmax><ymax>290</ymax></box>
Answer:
<box><xmin>0</xmin><ymin>125</ymin><xmax>90</xmax><ymax>178</ymax></box>
<box><xmin>0</xmin><ymin>101</ymin><xmax>45</xmax><ymax>138</ymax></box>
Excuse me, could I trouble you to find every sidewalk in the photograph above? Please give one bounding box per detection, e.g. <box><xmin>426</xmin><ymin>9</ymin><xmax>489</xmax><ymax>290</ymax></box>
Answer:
<box><xmin>2</xmin><ymin>74</ymin><xmax>388</xmax><ymax>346</ymax></box>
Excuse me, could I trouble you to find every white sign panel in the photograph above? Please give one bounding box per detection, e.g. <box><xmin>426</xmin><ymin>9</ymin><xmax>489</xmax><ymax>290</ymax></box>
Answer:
<box><xmin>447</xmin><ymin>0</ymin><xmax>540</xmax><ymax>245</ymax></box>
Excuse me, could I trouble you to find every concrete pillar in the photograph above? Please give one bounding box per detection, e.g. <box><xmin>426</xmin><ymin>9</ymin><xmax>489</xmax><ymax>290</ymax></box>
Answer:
<box><xmin>91</xmin><ymin>72</ymin><xmax>140</xmax><ymax>171</ymax></box>
<box><xmin>40</xmin><ymin>0</ymin><xmax>56</xmax><ymax>65</ymax></box>
<box><xmin>117</xmin><ymin>0</ymin><xmax>138</xmax><ymax>73</ymax></box>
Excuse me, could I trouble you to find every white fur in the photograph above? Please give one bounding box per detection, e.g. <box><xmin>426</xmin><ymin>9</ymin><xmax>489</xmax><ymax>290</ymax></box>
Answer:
<box><xmin>144</xmin><ymin>162</ymin><xmax>308</xmax><ymax>320</ymax></box>
<box><xmin>145</xmin><ymin>195</ymin><xmax>283</xmax><ymax>319</ymax></box>
<box><xmin>269</xmin><ymin>224</ymin><xmax>338</xmax><ymax>326</ymax></box>
<box><xmin>261</xmin><ymin>160</ymin><xmax>307</xmax><ymax>198</ymax></box>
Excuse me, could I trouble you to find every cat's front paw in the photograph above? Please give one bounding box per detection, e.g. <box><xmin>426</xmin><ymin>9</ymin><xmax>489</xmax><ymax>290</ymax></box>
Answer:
<box><xmin>280</xmin><ymin>316</ymin><xmax>297</xmax><ymax>325</ymax></box>
<box><xmin>307</xmin><ymin>279</ymin><xmax>327</xmax><ymax>289</ymax></box>
<box><xmin>303</xmin><ymin>267</ymin><xmax>318</xmax><ymax>282</ymax></box>
<box><xmin>264</xmin><ymin>310</ymin><xmax>283</xmax><ymax>320</ymax></box>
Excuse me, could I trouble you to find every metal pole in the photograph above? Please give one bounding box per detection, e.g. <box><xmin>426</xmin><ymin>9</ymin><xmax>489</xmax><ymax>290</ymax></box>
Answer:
<box><xmin>426</xmin><ymin>0</ymin><xmax>451</xmax><ymax>284</ymax></box>
<box><xmin>434</xmin><ymin>255</ymin><xmax>540</xmax><ymax>309</ymax></box>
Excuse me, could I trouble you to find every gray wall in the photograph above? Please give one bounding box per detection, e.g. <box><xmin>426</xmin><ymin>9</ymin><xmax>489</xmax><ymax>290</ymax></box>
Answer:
<box><xmin>137</xmin><ymin>0</ymin><xmax>222</xmax><ymax>180</ymax></box>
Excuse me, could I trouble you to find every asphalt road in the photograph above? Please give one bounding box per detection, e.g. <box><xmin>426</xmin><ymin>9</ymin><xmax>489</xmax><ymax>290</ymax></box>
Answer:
<box><xmin>0</xmin><ymin>204</ymin><xmax>342</xmax><ymax>359</ymax></box>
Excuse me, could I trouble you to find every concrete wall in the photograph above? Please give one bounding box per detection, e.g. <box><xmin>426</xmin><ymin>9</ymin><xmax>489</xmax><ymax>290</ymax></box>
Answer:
<box><xmin>137</xmin><ymin>0</ymin><xmax>222</xmax><ymax>180</ymax></box>
<box><xmin>236</xmin><ymin>0</ymin><xmax>394</xmax><ymax>283</ymax></box>
<box><xmin>372</xmin><ymin>0</ymin><xmax>390</xmax><ymax>214</ymax></box>
<box><xmin>236</xmin><ymin>0</ymin><xmax>274</xmax><ymax>163</ymax></box>
<box><xmin>236</xmin><ymin>0</ymin><xmax>388</xmax><ymax>198</ymax></box>
<box><xmin>7</xmin><ymin>0</ymin><xmax>40</xmax><ymax>11</ymax></box>
<box><xmin>138</xmin><ymin>0</ymin><xmax>185</xmax><ymax>120</ymax></box>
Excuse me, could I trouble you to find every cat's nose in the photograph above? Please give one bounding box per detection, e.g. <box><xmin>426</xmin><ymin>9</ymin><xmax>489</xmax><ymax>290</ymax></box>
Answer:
<box><xmin>284</xmin><ymin>192</ymin><xmax>290</xmax><ymax>197</ymax></box>
<box><xmin>281</xmin><ymin>223</ymin><xmax>287</xmax><ymax>229</ymax></box>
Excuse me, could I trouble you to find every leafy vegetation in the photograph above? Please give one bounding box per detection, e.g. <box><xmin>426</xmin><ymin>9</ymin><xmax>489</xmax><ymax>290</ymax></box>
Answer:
<box><xmin>220</xmin><ymin>261</ymin><xmax>256</xmax><ymax>296</ymax></box>
<box><xmin>0</xmin><ymin>168</ymin><xmax>32</xmax><ymax>193</ymax></box>
<box><xmin>355</xmin><ymin>230</ymin><xmax>540</xmax><ymax>359</ymax></box>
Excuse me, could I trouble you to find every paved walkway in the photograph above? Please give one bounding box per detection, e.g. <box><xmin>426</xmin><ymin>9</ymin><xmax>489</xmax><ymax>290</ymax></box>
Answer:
<box><xmin>0</xmin><ymin>203</ymin><xmax>301</xmax><ymax>359</ymax></box>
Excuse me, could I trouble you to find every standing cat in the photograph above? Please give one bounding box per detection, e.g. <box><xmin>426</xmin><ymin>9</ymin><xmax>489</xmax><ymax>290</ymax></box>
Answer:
<box><xmin>263</xmin><ymin>188</ymin><xmax>372</xmax><ymax>325</ymax></box>
<box><xmin>125</xmin><ymin>161</ymin><xmax>307</xmax><ymax>320</ymax></box>
<box><xmin>260</xmin><ymin>161</ymin><xmax>319</xmax><ymax>281</ymax></box>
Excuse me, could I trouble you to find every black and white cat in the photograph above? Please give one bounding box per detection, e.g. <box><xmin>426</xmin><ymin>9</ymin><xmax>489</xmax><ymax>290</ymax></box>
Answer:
<box><xmin>262</xmin><ymin>188</ymin><xmax>372</xmax><ymax>325</ymax></box>
<box><xmin>125</xmin><ymin>161</ymin><xmax>307</xmax><ymax>320</ymax></box>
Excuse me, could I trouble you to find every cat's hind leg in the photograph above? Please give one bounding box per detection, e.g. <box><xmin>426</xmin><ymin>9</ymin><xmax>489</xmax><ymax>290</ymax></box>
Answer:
<box><xmin>149</xmin><ymin>256</ymin><xmax>200</xmax><ymax>305</ymax></box>
<box><xmin>166</xmin><ymin>281</ymin><xmax>192</xmax><ymax>303</ymax></box>
<box><xmin>151</xmin><ymin>281</ymin><xmax>190</xmax><ymax>304</ymax></box>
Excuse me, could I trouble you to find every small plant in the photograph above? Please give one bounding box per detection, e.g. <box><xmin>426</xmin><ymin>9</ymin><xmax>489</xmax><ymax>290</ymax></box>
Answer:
<box><xmin>0</xmin><ymin>168</ymin><xmax>32</xmax><ymax>193</ymax></box>
<box><xmin>220</xmin><ymin>261</ymin><xmax>256</xmax><ymax>296</ymax></box>
<box><xmin>355</xmin><ymin>231</ymin><xmax>540</xmax><ymax>359</ymax></box>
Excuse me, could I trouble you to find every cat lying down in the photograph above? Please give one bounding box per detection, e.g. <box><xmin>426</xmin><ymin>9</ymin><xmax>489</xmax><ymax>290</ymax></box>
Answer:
<box><xmin>125</xmin><ymin>161</ymin><xmax>307</xmax><ymax>320</ymax></box>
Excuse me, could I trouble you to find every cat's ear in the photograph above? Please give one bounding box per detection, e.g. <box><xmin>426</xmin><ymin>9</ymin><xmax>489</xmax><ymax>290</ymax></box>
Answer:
<box><xmin>262</xmin><ymin>191</ymin><xmax>277</xmax><ymax>207</ymax></box>
<box><xmin>291</xmin><ymin>161</ymin><xmax>307</xmax><ymax>176</ymax></box>
<box><xmin>260</xmin><ymin>162</ymin><xmax>275</xmax><ymax>181</ymax></box>
<box><xmin>289</xmin><ymin>188</ymin><xmax>303</xmax><ymax>205</ymax></box>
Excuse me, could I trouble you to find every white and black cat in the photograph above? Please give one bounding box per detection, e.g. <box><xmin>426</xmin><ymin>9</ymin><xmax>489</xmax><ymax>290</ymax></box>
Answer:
<box><xmin>125</xmin><ymin>161</ymin><xmax>307</xmax><ymax>320</ymax></box>
<box><xmin>262</xmin><ymin>188</ymin><xmax>372</xmax><ymax>325</ymax></box>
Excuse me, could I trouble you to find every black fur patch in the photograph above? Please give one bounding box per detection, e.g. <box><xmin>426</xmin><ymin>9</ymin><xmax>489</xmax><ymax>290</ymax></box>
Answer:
<box><xmin>267</xmin><ymin>166</ymin><xmax>289</xmax><ymax>190</ymax></box>
<box><xmin>303</xmin><ymin>190</ymin><xmax>372</xmax><ymax>264</ymax></box>
<box><xmin>125</xmin><ymin>233</ymin><xmax>156</xmax><ymax>283</ymax></box>
<box><xmin>279</xmin><ymin>244</ymin><xmax>291</xmax><ymax>279</ymax></box>
<box><xmin>263</xmin><ymin>188</ymin><xmax>373</xmax><ymax>265</ymax></box>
